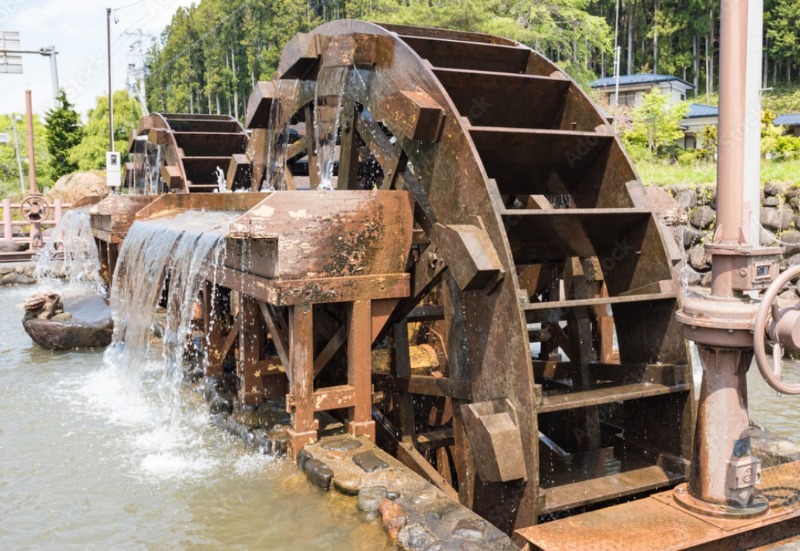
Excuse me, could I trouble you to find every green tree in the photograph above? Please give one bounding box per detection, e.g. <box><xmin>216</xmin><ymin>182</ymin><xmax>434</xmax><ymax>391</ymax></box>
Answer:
<box><xmin>0</xmin><ymin>113</ymin><xmax>51</xmax><ymax>199</ymax></box>
<box><xmin>623</xmin><ymin>87</ymin><xmax>689</xmax><ymax>156</ymax></box>
<box><xmin>44</xmin><ymin>90</ymin><xmax>82</xmax><ymax>181</ymax></box>
<box><xmin>68</xmin><ymin>90</ymin><xmax>142</xmax><ymax>171</ymax></box>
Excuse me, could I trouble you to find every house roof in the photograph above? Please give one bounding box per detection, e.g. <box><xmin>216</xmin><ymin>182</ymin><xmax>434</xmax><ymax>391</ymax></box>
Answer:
<box><xmin>686</xmin><ymin>103</ymin><xmax>718</xmax><ymax>119</ymax></box>
<box><xmin>774</xmin><ymin>114</ymin><xmax>800</xmax><ymax>126</ymax></box>
<box><xmin>590</xmin><ymin>73</ymin><xmax>693</xmax><ymax>90</ymax></box>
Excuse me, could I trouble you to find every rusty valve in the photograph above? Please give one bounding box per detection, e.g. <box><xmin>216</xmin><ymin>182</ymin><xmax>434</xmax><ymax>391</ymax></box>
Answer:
<box><xmin>754</xmin><ymin>264</ymin><xmax>800</xmax><ymax>395</ymax></box>
<box><xmin>19</xmin><ymin>196</ymin><xmax>49</xmax><ymax>222</ymax></box>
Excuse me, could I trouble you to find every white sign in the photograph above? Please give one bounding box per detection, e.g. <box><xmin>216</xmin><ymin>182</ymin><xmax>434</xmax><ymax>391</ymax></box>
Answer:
<box><xmin>0</xmin><ymin>133</ymin><xmax>10</xmax><ymax>144</ymax></box>
<box><xmin>106</xmin><ymin>151</ymin><xmax>121</xmax><ymax>188</ymax></box>
<box><xmin>0</xmin><ymin>31</ymin><xmax>22</xmax><ymax>74</ymax></box>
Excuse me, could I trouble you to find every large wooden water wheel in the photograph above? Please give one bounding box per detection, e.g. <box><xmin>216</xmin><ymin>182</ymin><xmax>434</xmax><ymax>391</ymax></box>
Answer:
<box><xmin>232</xmin><ymin>21</ymin><xmax>693</xmax><ymax>535</ymax></box>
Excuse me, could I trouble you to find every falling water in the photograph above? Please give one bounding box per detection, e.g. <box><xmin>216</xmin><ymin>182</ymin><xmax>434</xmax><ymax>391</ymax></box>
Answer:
<box><xmin>314</xmin><ymin>67</ymin><xmax>349</xmax><ymax>190</ymax></box>
<box><xmin>107</xmin><ymin>210</ymin><xmax>234</xmax><ymax>424</ymax></box>
<box><xmin>33</xmin><ymin>206</ymin><xmax>104</xmax><ymax>293</ymax></box>
<box><xmin>262</xmin><ymin>80</ymin><xmax>300</xmax><ymax>192</ymax></box>
<box><xmin>215</xmin><ymin>166</ymin><xmax>229</xmax><ymax>192</ymax></box>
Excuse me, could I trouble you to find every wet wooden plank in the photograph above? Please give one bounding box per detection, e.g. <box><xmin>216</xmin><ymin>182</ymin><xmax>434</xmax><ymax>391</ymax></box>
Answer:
<box><xmin>538</xmin><ymin>381</ymin><xmax>691</xmax><ymax>414</ymax></box>
<box><xmin>399</xmin><ymin>34</ymin><xmax>530</xmax><ymax>73</ymax></box>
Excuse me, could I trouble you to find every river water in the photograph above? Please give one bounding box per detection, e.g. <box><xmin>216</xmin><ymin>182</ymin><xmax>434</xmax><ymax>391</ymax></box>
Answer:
<box><xmin>0</xmin><ymin>284</ymin><xmax>391</xmax><ymax>550</ymax></box>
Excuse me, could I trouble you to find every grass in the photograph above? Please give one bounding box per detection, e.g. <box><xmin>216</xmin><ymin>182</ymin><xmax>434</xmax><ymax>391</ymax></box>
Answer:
<box><xmin>635</xmin><ymin>159</ymin><xmax>800</xmax><ymax>188</ymax></box>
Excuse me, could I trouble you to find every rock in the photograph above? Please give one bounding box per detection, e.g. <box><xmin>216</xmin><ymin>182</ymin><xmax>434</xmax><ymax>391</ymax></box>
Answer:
<box><xmin>679</xmin><ymin>264</ymin><xmax>702</xmax><ymax>286</ymax></box>
<box><xmin>46</xmin><ymin>171</ymin><xmax>108</xmax><ymax>204</ymax></box>
<box><xmin>22</xmin><ymin>294</ymin><xmax>113</xmax><ymax>350</ymax></box>
<box><xmin>358</xmin><ymin>485</ymin><xmax>388</xmax><ymax>514</ymax></box>
<box><xmin>0</xmin><ymin>239</ymin><xmax>22</xmax><ymax>253</ymax></box>
<box><xmin>750</xmin><ymin>426</ymin><xmax>800</xmax><ymax>468</ymax></box>
<box><xmin>689</xmin><ymin>206</ymin><xmax>715</xmax><ymax>229</ymax></box>
<box><xmin>688</xmin><ymin>244</ymin><xmax>711</xmax><ymax>271</ymax></box>
<box><xmin>673</xmin><ymin>188</ymin><xmax>697</xmax><ymax>210</ymax></box>
<box><xmin>681</xmin><ymin>226</ymin><xmax>706</xmax><ymax>249</ymax></box>
<box><xmin>452</xmin><ymin>518</ymin><xmax>487</xmax><ymax>541</ymax></box>
<box><xmin>781</xmin><ymin>230</ymin><xmax>800</xmax><ymax>255</ymax></box>
<box><xmin>764</xmin><ymin>196</ymin><xmax>780</xmax><ymax>207</ymax></box>
<box><xmin>321</xmin><ymin>437</ymin><xmax>363</xmax><ymax>451</ymax></box>
<box><xmin>397</xmin><ymin>523</ymin><xmax>441</xmax><ymax>551</ymax></box>
<box><xmin>761</xmin><ymin>228</ymin><xmax>780</xmax><ymax>247</ymax></box>
<box><xmin>764</xmin><ymin>182</ymin><xmax>785</xmax><ymax>197</ymax></box>
<box><xmin>790</xmin><ymin>196</ymin><xmax>800</xmax><ymax>209</ymax></box>
<box><xmin>2</xmin><ymin>270</ymin><xmax>35</xmax><ymax>285</ymax></box>
<box><xmin>304</xmin><ymin>458</ymin><xmax>334</xmax><ymax>490</ymax></box>
<box><xmin>251</xmin><ymin>428</ymin><xmax>271</xmax><ymax>452</ymax></box>
<box><xmin>761</xmin><ymin>205</ymin><xmax>794</xmax><ymax>232</ymax></box>
<box><xmin>333</xmin><ymin>473</ymin><xmax>363</xmax><ymax>496</ymax></box>
<box><xmin>379</xmin><ymin>499</ymin><xmax>408</xmax><ymax>541</ymax></box>
<box><xmin>353</xmin><ymin>450</ymin><xmax>389</xmax><ymax>473</ymax></box>
<box><xmin>787</xmin><ymin>254</ymin><xmax>800</xmax><ymax>268</ymax></box>
<box><xmin>268</xmin><ymin>425</ymin><xmax>289</xmax><ymax>455</ymax></box>
<box><xmin>209</xmin><ymin>394</ymin><xmax>233</xmax><ymax>415</ymax></box>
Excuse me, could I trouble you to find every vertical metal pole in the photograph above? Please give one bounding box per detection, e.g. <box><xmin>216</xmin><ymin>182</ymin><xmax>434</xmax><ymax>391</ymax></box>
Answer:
<box><xmin>107</xmin><ymin>8</ymin><xmax>115</xmax><ymax>152</ymax></box>
<box><xmin>2</xmin><ymin>198</ymin><xmax>11</xmax><ymax>241</ymax></box>
<box><xmin>744</xmin><ymin>0</ymin><xmax>763</xmax><ymax>247</ymax></box>
<box><xmin>25</xmin><ymin>90</ymin><xmax>37</xmax><ymax>196</ymax></box>
<box><xmin>10</xmin><ymin>114</ymin><xmax>24</xmax><ymax>196</ymax></box>
<box><xmin>47</xmin><ymin>46</ymin><xmax>60</xmax><ymax>107</ymax></box>
<box><xmin>715</xmin><ymin>0</ymin><xmax>748</xmax><ymax>246</ymax></box>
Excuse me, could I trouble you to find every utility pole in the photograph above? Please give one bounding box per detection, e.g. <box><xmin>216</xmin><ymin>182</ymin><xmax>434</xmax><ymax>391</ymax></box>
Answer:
<box><xmin>107</xmin><ymin>7</ymin><xmax>114</xmax><ymax>152</ymax></box>
<box><xmin>124</xmin><ymin>29</ymin><xmax>151</xmax><ymax>115</ymax></box>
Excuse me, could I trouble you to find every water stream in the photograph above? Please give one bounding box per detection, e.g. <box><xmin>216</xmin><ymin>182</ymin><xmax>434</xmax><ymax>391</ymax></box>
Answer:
<box><xmin>314</xmin><ymin>68</ymin><xmax>349</xmax><ymax>190</ymax></box>
<box><xmin>33</xmin><ymin>207</ymin><xmax>105</xmax><ymax>295</ymax></box>
<box><xmin>3</xmin><ymin>255</ymin><xmax>391</xmax><ymax>548</ymax></box>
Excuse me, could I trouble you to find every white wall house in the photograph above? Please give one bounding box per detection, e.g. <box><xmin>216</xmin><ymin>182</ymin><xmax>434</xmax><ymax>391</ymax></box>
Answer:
<box><xmin>680</xmin><ymin>104</ymin><xmax>719</xmax><ymax>150</ymax></box>
<box><xmin>589</xmin><ymin>74</ymin><xmax>693</xmax><ymax>107</ymax></box>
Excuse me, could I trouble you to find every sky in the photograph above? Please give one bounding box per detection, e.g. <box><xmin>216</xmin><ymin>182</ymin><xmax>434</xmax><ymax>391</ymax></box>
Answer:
<box><xmin>0</xmin><ymin>0</ymin><xmax>194</xmax><ymax>118</ymax></box>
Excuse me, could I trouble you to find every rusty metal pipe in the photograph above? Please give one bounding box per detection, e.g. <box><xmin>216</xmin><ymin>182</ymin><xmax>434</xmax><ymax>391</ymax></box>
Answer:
<box><xmin>711</xmin><ymin>0</ymin><xmax>750</xmax><ymax>298</ymax></box>
<box><xmin>689</xmin><ymin>347</ymin><xmax>755</xmax><ymax>506</ymax></box>
<box><xmin>24</xmin><ymin>90</ymin><xmax>37</xmax><ymax>197</ymax></box>
<box><xmin>715</xmin><ymin>0</ymin><xmax>748</xmax><ymax>246</ymax></box>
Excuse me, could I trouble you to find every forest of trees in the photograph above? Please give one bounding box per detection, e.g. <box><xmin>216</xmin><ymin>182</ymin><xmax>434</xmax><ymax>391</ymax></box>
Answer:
<box><xmin>144</xmin><ymin>0</ymin><xmax>800</xmax><ymax>117</ymax></box>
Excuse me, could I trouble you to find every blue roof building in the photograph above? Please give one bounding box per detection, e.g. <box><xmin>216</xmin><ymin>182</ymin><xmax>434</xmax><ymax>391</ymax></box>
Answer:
<box><xmin>589</xmin><ymin>73</ymin><xmax>694</xmax><ymax>108</ymax></box>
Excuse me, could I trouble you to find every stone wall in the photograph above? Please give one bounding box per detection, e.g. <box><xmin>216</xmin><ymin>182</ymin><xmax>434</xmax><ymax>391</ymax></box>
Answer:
<box><xmin>665</xmin><ymin>183</ymin><xmax>800</xmax><ymax>287</ymax></box>
<box><xmin>0</xmin><ymin>262</ymin><xmax>34</xmax><ymax>285</ymax></box>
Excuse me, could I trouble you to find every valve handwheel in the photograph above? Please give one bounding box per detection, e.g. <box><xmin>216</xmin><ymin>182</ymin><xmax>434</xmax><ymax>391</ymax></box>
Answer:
<box><xmin>754</xmin><ymin>264</ymin><xmax>800</xmax><ymax>395</ymax></box>
<box><xmin>20</xmin><ymin>196</ymin><xmax>49</xmax><ymax>222</ymax></box>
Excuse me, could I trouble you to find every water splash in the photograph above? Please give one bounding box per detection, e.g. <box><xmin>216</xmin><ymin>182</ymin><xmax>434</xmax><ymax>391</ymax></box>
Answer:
<box><xmin>107</xmin><ymin>210</ymin><xmax>234</xmax><ymax>426</ymax></box>
<box><xmin>33</xmin><ymin>206</ymin><xmax>105</xmax><ymax>294</ymax></box>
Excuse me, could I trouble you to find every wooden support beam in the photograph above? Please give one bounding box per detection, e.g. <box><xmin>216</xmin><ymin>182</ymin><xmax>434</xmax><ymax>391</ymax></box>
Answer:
<box><xmin>259</xmin><ymin>302</ymin><xmax>290</xmax><ymax>382</ymax></box>
<box><xmin>286</xmin><ymin>306</ymin><xmax>318</xmax><ymax>459</ymax></box>
<box><xmin>396</xmin><ymin>442</ymin><xmax>459</xmax><ymax>501</ymax></box>
<box><xmin>313</xmin><ymin>324</ymin><xmax>347</xmax><ymax>378</ymax></box>
<box><xmin>346</xmin><ymin>299</ymin><xmax>376</xmax><ymax>441</ymax></box>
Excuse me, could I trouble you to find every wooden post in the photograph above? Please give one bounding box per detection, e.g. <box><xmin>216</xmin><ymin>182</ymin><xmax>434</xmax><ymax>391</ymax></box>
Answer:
<box><xmin>238</xmin><ymin>294</ymin><xmax>266</xmax><ymax>405</ymax></box>
<box><xmin>346</xmin><ymin>299</ymin><xmax>375</xmax><ymax>441</ymax></box>
<box><xmin>287</xmin><ymin>305</ymin><xmax>318</xmax><ymax>458</ymax></box>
